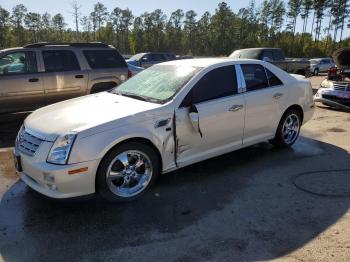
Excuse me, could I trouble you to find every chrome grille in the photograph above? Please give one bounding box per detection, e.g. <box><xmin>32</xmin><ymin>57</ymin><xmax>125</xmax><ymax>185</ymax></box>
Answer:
<box><xmin>16</xmin><ymin>128</ymin><xmax>43</xmax><ymax>156</ymax></box>
<box><xmin>333</xmin><ymin>83</ymin><xmax>350</xmax><ymax>91</ymax></box>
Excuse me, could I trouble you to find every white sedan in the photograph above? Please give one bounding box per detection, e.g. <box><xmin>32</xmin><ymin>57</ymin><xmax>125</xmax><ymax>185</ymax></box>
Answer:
<box><xmin>14</xmin><ymin>58</ymin><xmax>315</xmax><ymax>201</ymax></box>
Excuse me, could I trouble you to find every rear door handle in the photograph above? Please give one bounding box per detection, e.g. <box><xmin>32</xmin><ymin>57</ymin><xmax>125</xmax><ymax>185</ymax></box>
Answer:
<box><xmin>273</xmin><ymin>93</ymin><xmax>283</xmax><ymax>99</ymax></box>
<box><xmin>28</xmin><ymin>78</ymin><xmax>39</xmax><ymax>82</ymax></box>
<box><xmin>229</xmin><ymin>105</ymin><xmax>244</xmax><ymax>112</ymax></box>
<box><xmin>75</xmin><ymin>75</ymin><xmax>84</xmax><ymax>79</ymax></box>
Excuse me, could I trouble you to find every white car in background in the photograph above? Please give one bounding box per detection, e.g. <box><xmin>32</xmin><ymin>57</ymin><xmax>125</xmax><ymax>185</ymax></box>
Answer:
<box><xmin>14</xmin><ymin>58</ymin><xmax>315</xmax><ymax>202</ymax></box>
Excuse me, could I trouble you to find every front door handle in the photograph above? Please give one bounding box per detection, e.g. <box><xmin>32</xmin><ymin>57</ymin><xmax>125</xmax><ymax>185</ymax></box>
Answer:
<box><xmin>75</xmin><ymin>75</ymin><xmax>84</xmax><ymax>79</ymax></box>
<box><xmin>273</xmin><ymin>93</ymin><xmax>283</xmax><ymax>99</ymax></box>
<box><xmin>229</xmin><ymin>105</ymin><xmax>244</xmax><ymax>112</ymax></box>
<box><xmin>28</xmin><ymin>78</ymin><xmax>39</xmax><ymax>82</ymax></box>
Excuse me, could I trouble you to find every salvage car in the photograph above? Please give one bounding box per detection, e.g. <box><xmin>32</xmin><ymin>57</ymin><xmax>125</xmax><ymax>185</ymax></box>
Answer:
<box><xmin>315</xmin><ymin>48</ymin><xmax>350</xmax><ymax>111</ymax></box>
<box><xmin>14</xmin><ymin>58</ymin><xmax>315</xmax><ymax>202</ymax></box>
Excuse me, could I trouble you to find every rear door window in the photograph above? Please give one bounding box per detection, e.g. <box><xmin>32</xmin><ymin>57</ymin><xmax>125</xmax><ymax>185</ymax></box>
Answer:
<box><xmin>265</xmin><ymin>68</ymin><xmax>283</xmax><ymax>87</ymax></box>
<box><xmin>0</xmin><ymin>51</ymin><xmax>37</xmax><ymax>75</ymax></box>
<box><xmin>157</xmin><ymin>54</ymin><xmax>167</xmax><ymax>61</ymax></box>
<box><xmin>83</xmin><ymin>50</ymin><xmax>127</xmax><ymax>69</ymax></box>
<box><xmin>149</xmin><ymin>54</ymin><xmax>163</xmax><ymax>62</ymax></box>
<box><xmin>43</xmin><ymin>50</ymin><xmax>80</xmax><ymax>72</ymax></box>
<box><xmin>241</xmin><ymin>64</ymin><xmax>269</xmax><ymax>91</ymax></box>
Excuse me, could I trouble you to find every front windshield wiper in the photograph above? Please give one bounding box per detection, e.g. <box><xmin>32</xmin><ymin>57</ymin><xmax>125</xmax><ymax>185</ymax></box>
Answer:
<box><xmin>116</xmin><ymin>91</ymin><xmax>161</xmax><ymax>104</ymax></box>
<box><xmin>119</xmin><ymin>92</ymin><xmax>147</xmax><ymax>101</ymax></box>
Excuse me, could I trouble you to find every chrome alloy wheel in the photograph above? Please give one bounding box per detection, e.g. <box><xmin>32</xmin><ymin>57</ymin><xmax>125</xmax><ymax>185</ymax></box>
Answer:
<box><xmin>106</xmin><ymin>150</ymin><xmax>153</xmax><ymax>198</ymax></box>
<box><xmin>282</xmin><ymin>114</ymin><xmax>300</xmax><ymax>145</ymax></box>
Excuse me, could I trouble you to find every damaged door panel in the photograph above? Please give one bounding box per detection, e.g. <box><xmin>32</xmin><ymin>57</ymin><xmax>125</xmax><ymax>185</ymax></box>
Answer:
<box><xmin>175</xmin><ymin>95</ymin><xmax>245</xmax><ymax>166</ymax></box>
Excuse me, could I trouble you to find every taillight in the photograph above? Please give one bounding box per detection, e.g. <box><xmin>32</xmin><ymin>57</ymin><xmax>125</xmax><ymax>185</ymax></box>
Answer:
<box><xmin>327</xmin><ymin>67</ymin><xmax>338</xmax><ymax>80</ymax></box>
<box><xmin>128</xmin><ymin>69</ymin><xmax>133</xmax><ymax>78</ymax></box>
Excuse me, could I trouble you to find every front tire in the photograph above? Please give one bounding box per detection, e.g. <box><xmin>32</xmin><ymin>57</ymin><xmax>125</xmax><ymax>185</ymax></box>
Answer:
<box><xmin>96</xmin><ymin>142</ymin><xmax>160</xmax><ymax>202</ymax></box>
<box><xmin>270</xmin><ymin>109</ymin><xmax>301</xmax><ymax>147</ymax></box>
<box><xmin>314</xmin><ymin>68</ymin><xmax>319</xmax><ymax>76</ymax></box>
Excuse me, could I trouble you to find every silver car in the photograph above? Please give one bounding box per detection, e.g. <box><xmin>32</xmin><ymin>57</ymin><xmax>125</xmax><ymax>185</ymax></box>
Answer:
<box><xmin>126</xmin><ymin>52</ymin><xmax>176</xmax><ymax>68</ymax></box>
<box><xmin>0</xmin><ymin>42</ymin><xmax>128</xmax><ymax>114</ymax></box>
<box><xmin>310</xmin><ymin>58</ymin><xmax>336</xmax><ymax>75</ymax></box>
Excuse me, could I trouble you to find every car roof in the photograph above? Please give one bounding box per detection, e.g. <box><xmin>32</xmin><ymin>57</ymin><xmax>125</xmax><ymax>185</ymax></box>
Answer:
<box><xmin>161</xmin><ymin>58</ymin><xmax>261</xmax><ymax>67</ymax></box>
<box><xmin>1</xmin><ymin>47</ymin><xmax>24</xmax><ymax>52</ymax></box>
<box><xmin>234</xmin><ymin>48</ymin><xmax>280</xmax><ymax>51</ymax></box>
<box><xmin>144</xmin><ymin>52</ymin><xmax>175</xmax><ymax>55</ymax></box>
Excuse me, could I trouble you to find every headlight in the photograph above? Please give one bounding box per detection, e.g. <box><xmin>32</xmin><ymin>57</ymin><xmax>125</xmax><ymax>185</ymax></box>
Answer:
<box><xmin>320</xmin><ymin>80</ymin><xmax>333</xmax><ymax>89</ymax></box>
<box><xmin>15</xmin><ymin>125</ymin><xmax>24</xmax><ymax>146</ymax></box>
<box><xmin>47</xmin><ymin>133</ymin><xmax>77</xmax><ymax>165</ymax></box>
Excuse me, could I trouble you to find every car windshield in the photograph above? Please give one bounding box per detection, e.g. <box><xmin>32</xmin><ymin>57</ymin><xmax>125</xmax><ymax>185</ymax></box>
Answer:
<box><xmin>113</xmin><ymin>64</ymin><xmax>201</xmax><ymax>104</ymax></box>
<box><xmin>129</xmin><ymin>53</ymin><xmax>146</xmax><ymax>61</ymax></box>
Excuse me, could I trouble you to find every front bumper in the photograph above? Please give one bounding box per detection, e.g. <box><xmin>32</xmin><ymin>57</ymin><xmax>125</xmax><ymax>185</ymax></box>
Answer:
<box><xmin>314</xmin><ymin>96</ymin><xmax>350</xmax><ymax>111</ymax></box>
<box><xmin>14</xmin><ymin>147</ymin><xmax>100</xmax><ymax>199</ymax></box>
<box><xmin>314</xmin><ymin>88</ymin><xmax>350</xmax><ymax>111</ymax></box>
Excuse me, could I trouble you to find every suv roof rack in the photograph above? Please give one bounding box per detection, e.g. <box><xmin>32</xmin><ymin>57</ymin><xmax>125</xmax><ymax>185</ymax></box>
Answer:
<box><xmin>24</xmin><ymin>42</ymin><xmax>110</xmax><ymax>48</ymax></box>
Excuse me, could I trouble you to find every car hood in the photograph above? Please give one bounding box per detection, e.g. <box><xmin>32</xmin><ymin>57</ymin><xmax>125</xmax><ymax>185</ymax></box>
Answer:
<box><xmin>332</xmin><ymin>48</ymin><xmax>350</xmax><ymax>69</ymax></box>
<box><xmin>24</xmin><ymin>92</ymin><xmax>161</xmax><ymax>141</ymax></box>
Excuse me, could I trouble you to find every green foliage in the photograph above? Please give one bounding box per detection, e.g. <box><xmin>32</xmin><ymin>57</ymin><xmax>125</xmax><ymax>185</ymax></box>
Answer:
<box><xmin>0</xmin><ymin>1</ymin><xmax>349</xmax><ymax>57</ymax></box>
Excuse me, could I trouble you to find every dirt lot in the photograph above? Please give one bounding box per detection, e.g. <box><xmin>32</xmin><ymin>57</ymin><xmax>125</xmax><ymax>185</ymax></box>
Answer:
<box><xmin>0</xmin><ymin>76</ymin><xmax>349</xmax><ymax>261</ymax></box>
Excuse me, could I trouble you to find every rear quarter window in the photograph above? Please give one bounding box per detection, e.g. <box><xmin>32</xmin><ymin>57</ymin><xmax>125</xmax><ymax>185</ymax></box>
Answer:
<box><xmin>83</xmin><ymin>50</ymin><xmax>127</xmax><ymax>69</ymax></box>
<box><xmin>265</xmin><ymin>68</ymin><xmax>283</xmax><ymax>86</ymax></box>
<box><xmin>241</xmin><ymin>64</ymin><xmax>269</xmax><ymax>91</ymax></box>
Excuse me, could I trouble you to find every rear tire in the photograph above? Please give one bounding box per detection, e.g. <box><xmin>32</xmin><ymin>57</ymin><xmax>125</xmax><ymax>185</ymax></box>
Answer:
<box><xmin>270</xmin><ymin>109</ymin><xmax>301</xmax><ymax>148</ymax></box>
<box><xmin>314</xmin><ymin>68</ymin><xmax>319</xmax><ymax>76</ymax></box>
<box><xmin>96</xmin><ymin>142</ymin><xmax>160</xmax><ymax>202</ymax></box>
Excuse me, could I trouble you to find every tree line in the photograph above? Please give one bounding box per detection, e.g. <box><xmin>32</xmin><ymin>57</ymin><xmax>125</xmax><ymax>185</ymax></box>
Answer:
<box><xmin>0</xmin><ymin>0</ymin><xmax>349</xmax><ymax>58</ymax></box>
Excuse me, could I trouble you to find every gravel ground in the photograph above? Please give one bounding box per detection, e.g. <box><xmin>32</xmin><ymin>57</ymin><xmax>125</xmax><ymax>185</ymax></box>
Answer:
<box><xmin>0</xmin><ymin>76</ymin><xmax>349</xmax><ymax>262</ymax></box>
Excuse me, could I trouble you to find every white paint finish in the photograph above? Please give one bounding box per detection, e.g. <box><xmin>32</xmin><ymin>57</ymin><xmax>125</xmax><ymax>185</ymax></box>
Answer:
<box><xmin>24</xmin><ymin>91</ymin><xmax>161</xmax><ymax>141</ymax></box>
<box><xmin>18</xmin><ymin>58</ymin><xmax>315</xmax><ymax>198</ymax></box>
<box><xmin>175</xmin><ymin>94</ymin><xmax>245</xmax><ymax>166</ymax></box>
<box><xmin>243</xmin><ymin>85</ymin><xmax>288</xmax><ymax>144</ymax></box>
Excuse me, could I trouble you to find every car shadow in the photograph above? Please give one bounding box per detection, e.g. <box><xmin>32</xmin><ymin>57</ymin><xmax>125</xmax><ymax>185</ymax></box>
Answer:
<box><xmin>315</xmin><ymin>103</ymin><xmax>350</xmax><ymax>113</ymax></box>
<box><xmin>0</xmin><ymin>137</ymin><xmax>349</xmax><ymax>261</ymax></box>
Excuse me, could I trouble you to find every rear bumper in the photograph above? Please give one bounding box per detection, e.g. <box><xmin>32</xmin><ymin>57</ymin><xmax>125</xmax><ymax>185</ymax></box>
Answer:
<box><xmin>15</xmin><ymin>149</ymin><xmax>100</xmax><ymax>199</ymax></box>
<box><xmin>303</xmin><ymin>104</ymin><xmax>315</xmax><ymax>123</ymax></box>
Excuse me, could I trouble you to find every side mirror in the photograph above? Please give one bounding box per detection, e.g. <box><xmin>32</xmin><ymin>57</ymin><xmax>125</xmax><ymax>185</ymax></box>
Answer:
<box><xmin>262</xmin><ymin>57</ymin><xmax>272</xmax><ymax>63</ymax></box>
<box><xmin>188</xmin><ymin>105</ymin><xmax>202</xmax><ymax>136</ymax></box>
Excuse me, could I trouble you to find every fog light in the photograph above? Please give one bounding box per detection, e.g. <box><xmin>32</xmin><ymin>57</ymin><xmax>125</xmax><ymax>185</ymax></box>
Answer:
<box><xmin>48</xmin><ymin>184</ymin><xmax>57</xmax><ymax>191</ymax></box>
<box><xmin>44</xmin><ymin>173</ymin><xmax>55</xmax><ymax>183</ymax></box>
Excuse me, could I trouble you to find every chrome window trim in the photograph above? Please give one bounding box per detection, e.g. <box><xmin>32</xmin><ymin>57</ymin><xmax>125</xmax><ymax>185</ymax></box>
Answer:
<box><xmin>235</xmin><ymin>64</ymin><xmax>246</xmax><ymax>93</ymax></box>
<box><xmin>263</xmin><ymin>66</ymin><xmax>270</xmax><ymax>87</ymax></box>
